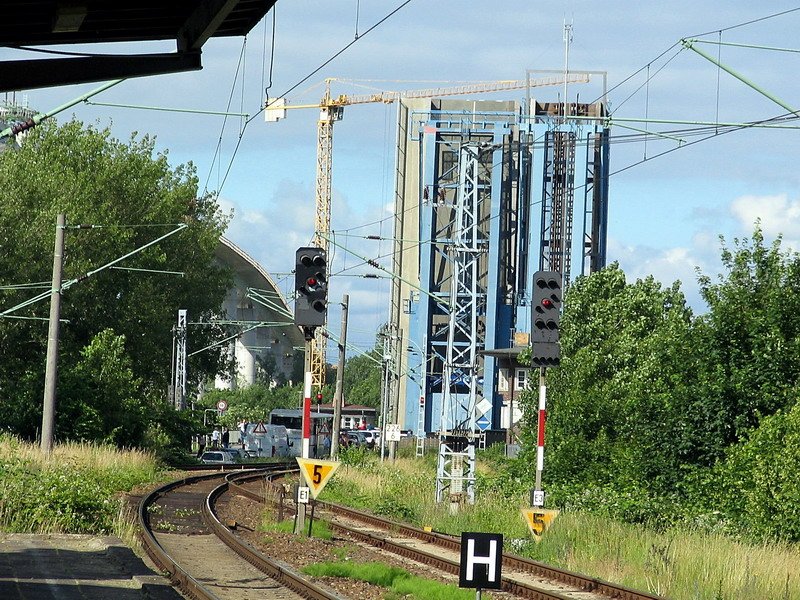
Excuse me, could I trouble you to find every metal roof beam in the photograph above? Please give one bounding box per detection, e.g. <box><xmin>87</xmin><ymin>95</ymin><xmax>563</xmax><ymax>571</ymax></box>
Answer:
<box><xmin>178</xmin><ymin>0</ymin><xmax>240</xmax><ymax>51</ymax></box>
<box><xmin>0</xmin><ymin>52</ymin><xmax>201</xmax><ymax>92</ymax></box>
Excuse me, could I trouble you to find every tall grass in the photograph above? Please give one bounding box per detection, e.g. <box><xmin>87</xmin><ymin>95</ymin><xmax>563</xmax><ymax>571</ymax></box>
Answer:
<box><xmin>322</xmin><ymin>455</ymin><xmax>800</xmax><ymax>600</ymax></box>
<box><xmin>303</xmin><ymin>561</ymin><xmax>484</xmax><ymax>600</ymax></box>
<box><xmin>0</xmin><ymin>434</ymin><xmax>162</xmax><ymax>540</ymax></box>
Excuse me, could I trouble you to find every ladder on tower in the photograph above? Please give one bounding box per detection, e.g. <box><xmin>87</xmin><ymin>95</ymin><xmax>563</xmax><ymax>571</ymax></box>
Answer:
<box><xmin>415</xmin><ymin>394</ymin><xmax>425</xmax><ymax>457</ymax></box>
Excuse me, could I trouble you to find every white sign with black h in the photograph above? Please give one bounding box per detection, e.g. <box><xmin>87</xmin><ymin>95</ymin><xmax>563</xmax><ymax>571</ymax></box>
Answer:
<box><xmin>459</xmin><ymin>532</ymin><xmax>503</xmax><ymax>590</ymax></box>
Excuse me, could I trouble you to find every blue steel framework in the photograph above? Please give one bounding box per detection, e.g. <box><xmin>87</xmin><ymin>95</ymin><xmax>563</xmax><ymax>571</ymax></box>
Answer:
<box><xmin>397</xmin><ymin>102</ymin><xmax>609</xmax><ymax>468</ymax></box>
<box><xmin>408</xmin><ymin>112</ymin><xmax>518</xmax><ymax>429</ymax></box>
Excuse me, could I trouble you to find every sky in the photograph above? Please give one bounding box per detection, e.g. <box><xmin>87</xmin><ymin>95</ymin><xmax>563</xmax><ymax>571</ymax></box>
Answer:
<box><xmin>4</xmin><ymin>1</ymin><xmax>800</xmax><ymax>355</ymax></box>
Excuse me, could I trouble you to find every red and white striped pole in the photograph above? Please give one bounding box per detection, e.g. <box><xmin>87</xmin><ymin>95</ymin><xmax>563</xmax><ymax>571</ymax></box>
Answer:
<box><xmin>295</xmin><ymin>340</ymin><xmax>313</xmax><ymax>535</ymax></box>
<box><xmin>532</xmin><ymin>369</ymin><xmax>546</xmax><ymax>507</ymax></box>
<box><xmin>302</xmin><ymin>370</ymin><xmax>312</xmax><ymax>459</ymax></box>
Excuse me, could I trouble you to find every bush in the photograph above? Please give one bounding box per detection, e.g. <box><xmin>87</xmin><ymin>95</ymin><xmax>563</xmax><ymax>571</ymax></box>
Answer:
<box><xmin>711</xmin><ymin>401</ymin><xmax>800</xmax><ymax>541</ymax></box>
<box><xmin>0</xmin><ymin>435</ymin><xmax>160</xmax><ymax>534</ymax></box>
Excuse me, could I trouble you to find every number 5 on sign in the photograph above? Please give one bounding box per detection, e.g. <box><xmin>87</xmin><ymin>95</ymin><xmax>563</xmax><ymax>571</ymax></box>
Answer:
<box><xmin>521</xmin><ymin>508</ymin><xmax>559</xmax><ymax>542</ymax></box>
<box><xmin>296</xmin><ymin>458</ymin><xmax>340</xmax><ymax>499</ymax></box>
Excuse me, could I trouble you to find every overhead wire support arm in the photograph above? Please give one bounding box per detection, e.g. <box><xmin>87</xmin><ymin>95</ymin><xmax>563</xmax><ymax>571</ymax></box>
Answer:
<box><xmin>188</xmin><ymin>322</ymin><xmax>263</xmax><ymax>357</ymax></box>
<box><xmin>0</xmin><ymin>223</ymin><xmax>187</xmax><ymax>318</ymax></box>
<box><xmin>610</xmin><ymin>122</ymin><xmax>685</xmax><ymax>144</ymax></box>
<box><xmin>569</xmin><ymin>114</ymin><xmax>800</xmax><ymax>131</ymax></box>
<box><xmin>321</xmin><ymin>232</ymin><xmax>447</xmax><ymax>308</ymax></box>
<box><xmin>83</xmin><ymin>100</ymin><xmax>249</xmax><ymax>119</ymax></box>
<box><xmin>680</xmin><ymin>38</ymin><xmax>798</xmax><ymax>115</ymax></box>
<box><xmin>66</xmin><ymin>224</ymin><xmax>188</xmax><ymax>287</ymax></box>
<box><xmin>246</xmin><ymin>288</ymin><xmax>294</xmax><ymax>320</ymax></box>
<box><xmin>0</xmin><ymin>78</ymin><xmax>125</xmax><ymax>139</ymax></box>
<box><xmin>109</xmin><ymin>266</ymin><xmax>185</xmax><ymax>276</ymax></box>
<box><xmin>690</xmin><ymin>39</ymin><xmax>800</xmax><ymax>54</ymax></box>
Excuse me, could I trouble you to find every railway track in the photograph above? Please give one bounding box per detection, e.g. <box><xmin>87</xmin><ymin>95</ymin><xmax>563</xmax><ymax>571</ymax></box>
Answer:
<box><xmin>138</xmin><ymin>465</ymin><xmax>344</xmax><ymax>600</ymax></box>
<box><xmin>140</xmin><ymin>466</ymin><xmax>665</xmax><ymax>600</ymax></box>
<box><xmin>233</xmin><ymin>473</ymin><xmax>666</xmax><ymax>600</ymax></box>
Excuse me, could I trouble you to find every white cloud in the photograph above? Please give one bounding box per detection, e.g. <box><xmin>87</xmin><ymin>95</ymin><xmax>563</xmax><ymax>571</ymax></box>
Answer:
<box><xmin>730</xmin><ymin>193</ymin><xmax>800</xmax><ymax>248</ymax></box>
<box><xmin>609</xmin><ymin>234</ymin><xmax>719</xmax><ymax>312</ymax></box>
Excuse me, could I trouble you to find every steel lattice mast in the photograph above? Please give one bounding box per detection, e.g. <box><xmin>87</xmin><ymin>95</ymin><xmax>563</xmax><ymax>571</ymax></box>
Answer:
<box><xmin>435</xmin><ymin>144</ymin><xmax>487</xmax><ymax>504</ymax></box>
<box><xmin>174</xmin><ymin>309</ymin><xmax>187</xmax><ymax>410</ymax></box>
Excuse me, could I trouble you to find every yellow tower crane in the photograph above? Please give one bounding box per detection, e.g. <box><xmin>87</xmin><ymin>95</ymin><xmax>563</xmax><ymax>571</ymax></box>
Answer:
<box><xmin>265</xmin><ymin>74</ymin><xmax>591</xmax><ymax>389</ymax></box>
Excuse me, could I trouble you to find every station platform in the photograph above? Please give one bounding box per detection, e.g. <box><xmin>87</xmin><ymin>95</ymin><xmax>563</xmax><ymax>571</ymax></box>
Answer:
<box><xmin>0</xmin><ymin>534</ymin><xmax>183</xmax><ymax>599</ymax></box>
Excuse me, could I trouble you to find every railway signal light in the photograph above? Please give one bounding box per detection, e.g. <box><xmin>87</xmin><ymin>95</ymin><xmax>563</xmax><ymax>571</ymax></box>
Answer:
<box><xmin>294</xmin><ymin>247</ymin><xmax>328</xmax><ymax>328</ymax></box>
<box><xmin>531</xmin><ymin>271</ymin><xmax>562</xmax><ymax>367</ymax></box>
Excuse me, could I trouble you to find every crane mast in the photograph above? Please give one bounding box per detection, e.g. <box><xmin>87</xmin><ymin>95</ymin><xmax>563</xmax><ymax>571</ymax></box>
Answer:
<box><xmin>310</xmin><ymin>85</ymin><xmax>342</xmax><ymax>387</ymax></box>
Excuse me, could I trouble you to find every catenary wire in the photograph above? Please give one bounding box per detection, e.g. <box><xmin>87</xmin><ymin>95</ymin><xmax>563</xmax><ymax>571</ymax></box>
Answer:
<box><xmin>203</xmin><ymin>38</ymin><xmax>248</xmax><ymax>195</ymax></box>
<box><xmin>212</xmin><ymin>0</ymin><xmax>414</xmax><ymax>196</ymax></box>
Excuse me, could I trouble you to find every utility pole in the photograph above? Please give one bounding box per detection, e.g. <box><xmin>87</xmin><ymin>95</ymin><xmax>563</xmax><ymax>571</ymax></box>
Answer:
<box><xmin>388</xmin><ymin>327</ymin><xmax>401</xmax><ymax>462</ymax></box>
<box><xmin>41</xmin><ymin>213</ymin><xmax>65</xmax><ymax>454</ymax></box>
<box><xmin>331</xmin><ymin>294</ymin><xmax>348</xmax><ymax>458</ymax></box>
<box><xmin>379</xmin><ymin>327</ymin><xmax>390</xmax><ymax>462</ymax></box>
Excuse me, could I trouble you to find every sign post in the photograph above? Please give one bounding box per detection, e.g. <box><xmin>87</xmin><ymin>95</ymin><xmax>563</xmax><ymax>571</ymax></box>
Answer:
<box><xmin>294</xmin><ymin>348</ymin><xmax>313</xmax><ymax>535</ymax></box>
<box><xmin>296</xmin><ymin>457</ymin><xmax>340</xmax><ymax>537</ymax></box>
<box><xmin>459</xmin><ymin>532</ymin><xmax>503</xmax><ymax>598</ymax></box>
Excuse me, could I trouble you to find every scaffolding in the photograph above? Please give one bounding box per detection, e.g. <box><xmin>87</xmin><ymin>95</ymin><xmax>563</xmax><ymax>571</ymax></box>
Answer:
<box><xmin>539</xmin><ymin>129</ymin><xmax>576</xmax><ymax>280</ymax></box>
<box><xmin>389</xmin><ymin>97</ymin><xmax>610</xmax><ymax>505</ymax></box>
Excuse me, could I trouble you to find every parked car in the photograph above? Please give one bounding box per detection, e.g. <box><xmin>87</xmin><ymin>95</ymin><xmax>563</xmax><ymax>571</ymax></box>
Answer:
<box><xmin>361</xmin><ymin>430</ymin><xmax>379</xmax><ymax>446</ymax></box>
<box><xmin>220</xmin><ymin>447</ymin><xmax>246</xmax><ymax>461</ymax></box>
<box><xmin>345</xmin><ymin>430</ymin><xmax>378</xmax><ymax>448</ymax></box>
<box><xmin>200</xmin><ymin>451</ymin><xmax>236</xmax><ymax>465</ymax></box>
<box><xmin>345</xmin><ymin>431</ymin><xmax>364</xmax><ymax>446</ymax></box>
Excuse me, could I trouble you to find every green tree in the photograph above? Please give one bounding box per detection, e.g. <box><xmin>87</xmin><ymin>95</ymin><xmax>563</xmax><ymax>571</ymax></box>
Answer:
<box><xmin>343</xmin><ymin>348</ymin><xmax>382</xmax><ymax>408</ymax></box>
<box><xmin>0</xmin><ymin>119</ymin><xmax>230</xmax><ymax>444</ymax></box>
<box><xmin>57</xmin><ymin>329</ymin><xmax>146</xmax><ymax>445</ymax></box>
<box><xmin>696</xmin><ymin>226</ymin><xmax>800</xmax><ymax>445</ymax></box>
<box><xmin>709</xmin><ymin>397</ymin><xmax>800</xmax><ymax>541</ymax></box>
<box><xmin>529</xmin><ymin>264</ymin><xmax>695</xmax><ymax>494</ymax></box>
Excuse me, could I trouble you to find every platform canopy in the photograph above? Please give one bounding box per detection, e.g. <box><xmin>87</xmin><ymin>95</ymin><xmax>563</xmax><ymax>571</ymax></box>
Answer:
<box><xmin>0</xmin><ymin>0</ymin><xmax>276</xmax><ymax>91</ymax></box>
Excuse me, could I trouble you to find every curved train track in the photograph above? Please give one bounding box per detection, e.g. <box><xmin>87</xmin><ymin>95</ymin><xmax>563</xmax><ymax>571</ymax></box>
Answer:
<box><xmin>139</xmin><ymin>465</ymin><xmax>665</xmax><ymax>600</ymax></box>
<box><xmin>139</xmin><ymin>464</ymin><xmax>344</xmax><ymax>599</ymax></box>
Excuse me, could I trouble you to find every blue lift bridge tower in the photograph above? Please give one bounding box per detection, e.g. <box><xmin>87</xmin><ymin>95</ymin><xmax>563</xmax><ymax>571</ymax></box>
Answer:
<box><xmin>389</xmin><ymin>91</ymin><xmax>609</xmax><ymax>505</ymax></box>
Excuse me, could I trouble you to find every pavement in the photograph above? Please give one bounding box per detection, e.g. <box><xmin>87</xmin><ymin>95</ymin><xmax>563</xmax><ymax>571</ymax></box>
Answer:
<box><xmin>0</xmin><ymin>534</ymin><xmax>184</xmax><ymax>599</ymax></box>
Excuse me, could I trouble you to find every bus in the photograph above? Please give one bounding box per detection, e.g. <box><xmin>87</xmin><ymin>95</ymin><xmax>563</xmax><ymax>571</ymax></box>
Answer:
<box><xmin>268</xmin><ymin>409</ymin><xmax>333</xmax><ymax>457</ymax></box>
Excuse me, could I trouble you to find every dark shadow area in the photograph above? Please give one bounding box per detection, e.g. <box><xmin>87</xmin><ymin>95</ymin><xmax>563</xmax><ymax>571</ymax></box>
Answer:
<box><xmin>0</xmin><ymin>544</ymin><xmax>184</xmax><ymax>599</ymax></box>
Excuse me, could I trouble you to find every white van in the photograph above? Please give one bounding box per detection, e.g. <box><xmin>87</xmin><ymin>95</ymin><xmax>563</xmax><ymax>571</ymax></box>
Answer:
<box><xmin>243</xmin><ymin>423</ymin><xmax>290</xmax><ymax>458</ymax></box>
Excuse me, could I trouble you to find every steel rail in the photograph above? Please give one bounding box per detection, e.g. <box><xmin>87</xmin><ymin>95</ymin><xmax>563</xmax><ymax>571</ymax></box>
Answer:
<box><xmin>204</xmin><ymin>470</ymin><xmax>344</xmax><ymax>600</ymax></box>
<box><xmin>139</xmin><ymin>470</ymin><xmax>229</xmax><ymax>600</ymax></box>
<box><xmin>315</xmin><ymin>499</ymin><xmax>663</xmax><ymax>600</ymax></box>
<box><xmin>138</xmin><ymin>464</ymin><xmax>297</xmax><ymax>600</ymax></box>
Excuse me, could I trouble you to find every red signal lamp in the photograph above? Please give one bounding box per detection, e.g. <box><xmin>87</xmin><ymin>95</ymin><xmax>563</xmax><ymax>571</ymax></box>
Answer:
<box><xmin>541</xmin><ymin>298</ymin><xmax>554</xmax><ymax>309</ymax></box>
<box><xmin>306</xmin><ymin>277</ymin><xmax>318</xmax><ymax>287</ymax></box>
